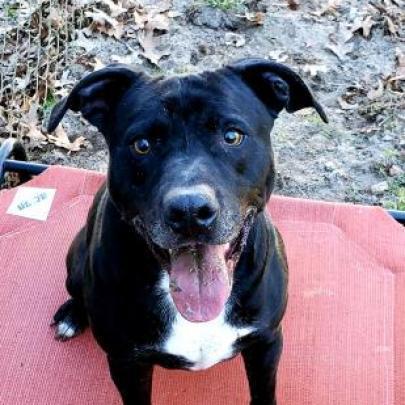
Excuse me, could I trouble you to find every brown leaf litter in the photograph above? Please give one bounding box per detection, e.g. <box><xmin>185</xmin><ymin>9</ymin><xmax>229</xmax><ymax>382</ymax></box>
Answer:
<box><xmin>47</xmin><ymin>126</ymin><xmax>87</xmax><ymax>152</ymax></box>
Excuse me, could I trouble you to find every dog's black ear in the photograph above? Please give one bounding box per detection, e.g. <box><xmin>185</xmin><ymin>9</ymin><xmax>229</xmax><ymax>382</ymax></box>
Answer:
<box><xmin>228</xmin><ymin>58</ymin><xmax>328</xmax><ymax>123</ymax></box>
<box><xmin>47</xmin><ymin>64</ymin><xmax>148</xmax><ymax>134</ymax></box>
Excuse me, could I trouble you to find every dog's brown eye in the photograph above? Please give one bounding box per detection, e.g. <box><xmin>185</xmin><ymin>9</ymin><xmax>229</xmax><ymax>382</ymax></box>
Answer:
<box><xmin>134</xmin><ymin>139</ymin><xmax>151</xmax><ymax>155</ymax></box>
<box><xmin>224</xmin><ymin>130</ymin><xmax>244</xmax><ymax>146</ymax></box>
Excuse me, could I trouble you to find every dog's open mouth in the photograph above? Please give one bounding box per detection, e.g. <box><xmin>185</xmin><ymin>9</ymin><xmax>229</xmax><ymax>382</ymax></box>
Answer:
<box><xmin>133</xmin><ymin>209</ymin><xmax>256</xmax><ymax>322</ymax></box>
<box><xmin>166</xmin><ymin>210</ymin><xmax>255</xmax><ymax>323</ymax></box>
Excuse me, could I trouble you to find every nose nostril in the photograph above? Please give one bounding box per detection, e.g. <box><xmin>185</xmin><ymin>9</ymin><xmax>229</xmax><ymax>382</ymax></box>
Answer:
<box><xmin>195</xmin><ymin>204</ymin><xmax>217</xmax><ymax>228</ymax></box>
<box><xmin>197</xmin><ymin>205</ymin><xmax>214</xmax><ymax>221</ymax></box>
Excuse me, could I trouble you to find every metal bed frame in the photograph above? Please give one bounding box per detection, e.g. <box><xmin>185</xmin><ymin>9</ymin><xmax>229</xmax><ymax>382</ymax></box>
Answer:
<box><xmin>1</xmin><ymin>138</ymin><xmax>404</xmax><ymax>225</ymax></box>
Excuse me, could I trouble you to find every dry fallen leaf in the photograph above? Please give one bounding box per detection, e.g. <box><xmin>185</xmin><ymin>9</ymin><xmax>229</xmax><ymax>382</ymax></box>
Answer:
<box><xmin>352</xmin><ymin>15</ymin><xmax>375</xmax><ymax>38</ymax></box>
<box><xmin>98</xmin><ymin>0</ymin><xmax>127</xmax><ymax>18</ymax></box>
<box><xmin>242</xmin><ymin>11</ymin><xmax>265</xmax><ymax>25</ymax></box>
<box><xmin>147</xmin><ymin>12</ymin><xmax>170</xmax><ymax>31</ymax></box>
<box><xmin>133</xmin><ymin>4</ymin><xmax>171</xmax><ymax>31</ymax></box>
<box><xmin>134</xmin><ymin>4</ymin><xmax>172</xmax><ymax>66</ymax></box>
<box><xmin>131</xmin><ymin>3</ymin><xmax>172</xmax><ymax>65</ymax></box>
<box><xmin>385</xmin><ymin>16</ymin><xmax>397</xmax><ymax>36</ymax></box>
<box><xmin>133</xmin><ymin>8</ymin><xmax>147</xmax><ymax>30</ymax></box>
<box><xmin>362</xmin><ymin>15</ymin><xmax>375</xmax><ymax>38</ymax></box>
<box><xmin>25</xmin><ymin>124</ymin><xmax>48</xmax><ymax>142</ymax></box>
<box><xmin>85</xmin><ymin>9</ymin><xmax>124</xmax><ymax>39</ymax></box>
<box><xmin>138</xmin><ymin>29</ymin><xmax>170</xmax><ymax>66</ymax></box>
<box><xmin>325</xmin><ymin>42</ymin><xmax>353</xmax><ymax>61</ymax></box>
<box><xmin>47</xmin><ymin>126</ymin><xmax>87</xmax><ymax>152</ymax></box>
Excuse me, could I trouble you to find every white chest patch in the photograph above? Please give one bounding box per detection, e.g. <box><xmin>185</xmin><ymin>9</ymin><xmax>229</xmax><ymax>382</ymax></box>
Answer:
<box><xmin>159</xmin><ymin>273</ymin><xmax>255</xmax><ymax>371</ymax></box>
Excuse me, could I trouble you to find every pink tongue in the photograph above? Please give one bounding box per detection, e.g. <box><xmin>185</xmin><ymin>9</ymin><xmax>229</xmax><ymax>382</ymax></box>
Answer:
<box><xmin>169</xmin><ymin>245</ymin><xmax>231</xmax><ymax>322</ymax></box>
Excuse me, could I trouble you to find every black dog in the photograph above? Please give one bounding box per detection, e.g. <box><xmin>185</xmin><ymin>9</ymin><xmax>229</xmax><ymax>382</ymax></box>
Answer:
<box><xmin>48</xmin><ymin>58</ymin><xmax>327</xmax><ymax>405</ymax></box>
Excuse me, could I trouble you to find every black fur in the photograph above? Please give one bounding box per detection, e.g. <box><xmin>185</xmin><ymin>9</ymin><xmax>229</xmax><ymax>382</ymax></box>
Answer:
<box><xmin>49</xmin><ymin>58</ymin><xmax>327</xmax><ymax>405</ymax></box>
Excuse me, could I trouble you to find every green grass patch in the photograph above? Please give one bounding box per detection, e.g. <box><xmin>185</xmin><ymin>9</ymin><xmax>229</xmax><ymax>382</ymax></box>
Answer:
<box><xmin>41</xmin><ymin>91</ymin><xmax>57</xmax><ymax>114</ymax></box>
<box><xmin>383</xmin><ymin>174</ymin><xmax>405</xmax><ymax>211</ymax></box>
<box><xmin>302</xmin><ymin>111</ymin><xmax>323</xmax><ymax>125</ymax></box>
<box><xmin>204</xmin><ymin>0</ymin><xmax>244</xmax><ymax>11</ymax></box>
<box><xmin>5</xmin><ymin>4</ymin><xmax>18</xmax><ymax>19</ymax></box>
<box><xmin>372</xmin><ymin>148</ymin><xmax>400</xmax><ymax>176</ymax></box>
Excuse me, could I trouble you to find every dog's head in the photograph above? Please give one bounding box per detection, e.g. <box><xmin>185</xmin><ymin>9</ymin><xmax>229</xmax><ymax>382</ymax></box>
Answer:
<box><xmin>48</xmin><ymin>58</ymin><xmax>327</xmax><ymax>322</ymax></box>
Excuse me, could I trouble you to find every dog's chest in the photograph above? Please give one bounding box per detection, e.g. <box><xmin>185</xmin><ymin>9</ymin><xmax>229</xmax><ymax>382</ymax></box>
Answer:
<box><xmin>162</xmin><ymin>312</ymin><xmax>253</xmax><ymax>371</ymax></box>
<box><xmin>158</xmin><ymin>273</ymin><xmax>254</xmax><ymax>371</ymax></box>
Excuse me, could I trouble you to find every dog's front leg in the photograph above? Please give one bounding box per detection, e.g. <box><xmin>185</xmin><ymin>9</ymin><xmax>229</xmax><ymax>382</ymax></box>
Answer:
<box><xmin>242</xmin><ymin>330</ymin><xmax>283</xmax><ymax>405</ymax></box>
<box><xmin>108</xmin><ymin>356</ymin><xmax>153</xmax><ymax>405</ymax></box>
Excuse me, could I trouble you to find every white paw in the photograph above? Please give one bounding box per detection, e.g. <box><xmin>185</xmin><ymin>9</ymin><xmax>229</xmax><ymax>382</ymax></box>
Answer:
<box><xmin>55</xmin><ymin>320</ymin><xmax>79</xmax><ymax>341</ymax></box>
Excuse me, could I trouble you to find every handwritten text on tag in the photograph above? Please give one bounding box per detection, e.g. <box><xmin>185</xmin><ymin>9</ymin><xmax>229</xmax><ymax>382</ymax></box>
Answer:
<box><xmin>7</xmin><ymin>187</ymin><xmax>56</xmax><ymax>221</ymax></box>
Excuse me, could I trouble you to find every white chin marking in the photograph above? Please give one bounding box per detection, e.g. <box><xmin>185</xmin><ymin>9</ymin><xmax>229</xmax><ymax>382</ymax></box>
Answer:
<box><xmin>159</xmin><ymin>272</ymin><xmax>255</xmax><ymax>371</ymax></box>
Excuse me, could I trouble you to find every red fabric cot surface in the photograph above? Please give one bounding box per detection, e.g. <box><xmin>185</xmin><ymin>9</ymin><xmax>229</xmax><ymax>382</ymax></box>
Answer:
<box><xmin>0</xmin><ymin>166</ymin><xmax>404</xmax><ymax>405</ymax></box>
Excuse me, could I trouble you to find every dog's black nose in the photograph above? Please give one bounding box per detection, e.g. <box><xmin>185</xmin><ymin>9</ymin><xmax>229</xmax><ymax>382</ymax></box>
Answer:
<box><xmin>164</xmin><ymin>193</ymin><xmax>218</xmax><ymax>234</ymax></box>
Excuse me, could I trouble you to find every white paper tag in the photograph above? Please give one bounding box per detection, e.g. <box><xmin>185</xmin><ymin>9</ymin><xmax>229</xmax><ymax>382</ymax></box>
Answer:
<box><xmin>7</xmin><ymin>187</ymin><xmax>56</xmax><ymax>221</ymax></box>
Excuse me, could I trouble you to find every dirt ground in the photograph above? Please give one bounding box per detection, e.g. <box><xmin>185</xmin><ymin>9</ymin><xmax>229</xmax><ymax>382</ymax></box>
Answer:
<box><xmin>1</xmin><ymin>0</ymin><xmax>404</xmax><ymax>209</ymax></box>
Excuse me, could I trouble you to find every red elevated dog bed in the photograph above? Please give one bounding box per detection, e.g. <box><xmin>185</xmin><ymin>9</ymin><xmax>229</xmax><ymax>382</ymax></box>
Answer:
<box><xmin>0</xmin><ymin>166</ymin><xmax>404</xmax><ymax>404</ymax></box>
